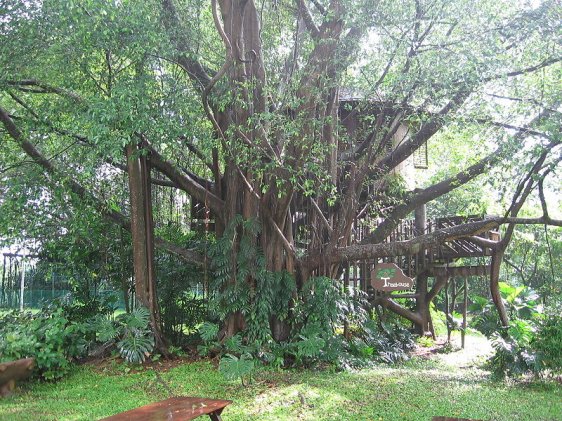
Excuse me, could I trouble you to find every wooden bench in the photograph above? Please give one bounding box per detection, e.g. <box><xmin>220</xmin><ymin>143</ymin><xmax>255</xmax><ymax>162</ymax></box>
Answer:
<box><xmin>100</xmin><ymin>396</ymin><xmax>232</xmax><ymax>421</ymax></box>
<box><xmin>0</xmin><ymin>358</ymin><xmax>35</xmax><ymax>397</ymax></box>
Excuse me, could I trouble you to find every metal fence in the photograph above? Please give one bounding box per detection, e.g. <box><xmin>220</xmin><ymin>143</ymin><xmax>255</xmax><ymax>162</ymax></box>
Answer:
<box><xmin>0</xmin><ymin>288</ymin><xmax>127</xmax><ymax>311</ymax></box>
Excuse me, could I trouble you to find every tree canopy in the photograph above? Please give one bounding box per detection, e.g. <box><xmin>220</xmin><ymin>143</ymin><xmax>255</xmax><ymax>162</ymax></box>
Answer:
<box><xmin>1</xmin><ymin>0</ymin><xmax>561</xmax><ymax>344</ymax></box>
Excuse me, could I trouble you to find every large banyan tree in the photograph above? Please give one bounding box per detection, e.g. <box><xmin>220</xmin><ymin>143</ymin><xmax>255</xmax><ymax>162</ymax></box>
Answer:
<box><xmin>1</xmin><ymin>0</ymin><xmax>561</xmax><ymax>348</ymax></box>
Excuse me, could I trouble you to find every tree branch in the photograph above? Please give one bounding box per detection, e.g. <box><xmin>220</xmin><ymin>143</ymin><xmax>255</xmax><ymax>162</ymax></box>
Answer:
<box><xmin>297</xmin><ymin>0</ymin><xmax>320</xmax><ymax>39</ymax></box>
<box><xmin>0</xmin><ymin>106</ymin><xmax>204</xmax><ymax>265</ymax></box>
<box><xmin>146</xmin><ymin>143</ymin><xmax>225</xmax><ymax>217</ymax></box>
<box><xmin>6</xmin><ymin>80</ymin><xmax>83</xmax><ymax>102</ymax></box>
<box><xmin>306</xmin><ymin>215</ymin><xmax>562</xmax><ymax>266</ymax></box>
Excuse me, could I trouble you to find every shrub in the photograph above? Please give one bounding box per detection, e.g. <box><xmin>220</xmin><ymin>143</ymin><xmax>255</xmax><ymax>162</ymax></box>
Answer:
<box><xmin>0</xmin><ymin>302</ymin><xmax>156</xmax><ymax>382</ymax></box>
<box><xmin>0</xmin><ymin>308</ymin><xmax>86</xmax><ymax>380</ymax></box>
<box><xmin>358</xmin><ymin>320</ymin><xmax>416</xmax><ymax>364</ymax></box>
<box><xmin>487</xmin><ymin>332</ymin><xmax>539</xmax><ymax>379</ymax></box>
<box><xmin>532</xmin><ymin>314</ymin><xmax>562</xmax><ymax>372</ymax></box>
<box><xmin>487</xmin><ymin>315</ymin><xmax>562</xmax><ymax>379</ymax></box>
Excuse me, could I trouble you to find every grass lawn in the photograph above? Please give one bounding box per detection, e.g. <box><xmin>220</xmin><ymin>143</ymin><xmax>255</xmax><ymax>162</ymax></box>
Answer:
<box><xmin>1</xmin><ymin>335</ymin><xmax>560</xmax><ymax>420</ymax></box>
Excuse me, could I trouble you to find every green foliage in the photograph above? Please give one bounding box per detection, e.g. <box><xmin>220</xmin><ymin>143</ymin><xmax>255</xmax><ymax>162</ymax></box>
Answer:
<box><xmin>111</xmin><ymin>307</ymin><xmax>155</xmax><ymax>364</ymax></box>
<box><xmin>416</xmin><ymin>336</ymin><xmax>435</xmax><ymax>348</ymax></box>
<box><xmin>0</xmin><ymin>301</ymin><xmax>155</xmax><ymax>381</ymax></box>
<box><xmin>507</xmin><ymin>319</ymin><xmax>534</xmax><ymax>347</ymax></box>
<box><xmin>218</xmin><ymin>353</ymin><xmax>255</xmax><ymax>386</ymax></box>
<box><xmin>487</xmin><ymin>332</ymin><xmax>539</xmax><ymax>380</ymax></box>
<box><xmin>498</xmin><ymin>282</ymin><xmax>541</xmax><ymax>320</ymax></box>
<box><xmin>209</xmin><ymin>216</ymin><xmax>296</xmax><ymax>344</ymax></box>
<box><xmin>471</xmin><ymin>283</ymin><xmax>541</xmax><ymax>337</ymax></box>
<box><xmin>60</xmin><ymin>294</ymin><xmax>116</xmax><ymax>323</ymax></box>
<box><xmin>487</xmin><ymin>314</ymin><xmax>562</xmax><ymax>379</ymax></box>
<box><xmin>156</xmin><ymin>238</ymin><xmax>208</xmax><ymax>345</ymax></box>
<box><xmin>0</xmin><ymin>308</ymin><xmax>83</xmax><ymax>380</ymax></box>
<box><xmin>294</xmin><ymin>277</ymin><xmax>367</xmax><ymax>336</ymax></box>
<box><xmin>196</xmin><ymin>322</ymin><xmax>221</xmax><ymax>357</ymax></box>
<box><xmin>199</xmin><ymin>321</ymin><xmax>219</xmax><ymax>343</ymax></box>
<box><xmin>117</xmin><ymin>332</ymin><xmax>154</xmax><ymax>365</ymax></box>
<box><xmin>531</xmin><ymin>314</ymin><xmax>562</xmax><ymax>372</ymax></box>
<box><xmin>364</xmin><ymin>321</ymin><xmax>416</xmax><ymax>365</ymax></box>
<box><xmin>503</xmin><ymin>226</ymin><xmax>561</xmax><ymax>308</ymax></box>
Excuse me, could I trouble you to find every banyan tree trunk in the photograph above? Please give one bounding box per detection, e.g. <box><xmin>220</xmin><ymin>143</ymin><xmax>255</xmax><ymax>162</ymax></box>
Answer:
<box><xmin>126</xmin><ymin>143</ymin><xmax>168</xmax><ymax>355</ymax></box>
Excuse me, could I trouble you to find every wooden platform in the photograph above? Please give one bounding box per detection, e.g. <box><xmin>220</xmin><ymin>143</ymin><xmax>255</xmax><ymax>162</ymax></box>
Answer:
<box><xmin>99</xmin><ymin>396</ymin><xmax>232</xmax><ymax>421</ymax></box>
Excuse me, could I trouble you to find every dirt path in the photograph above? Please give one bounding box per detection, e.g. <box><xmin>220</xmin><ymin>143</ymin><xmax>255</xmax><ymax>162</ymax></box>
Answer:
<box><xmin>414</xmin><ymin>333</ymin><xmax>493</xmax><ymax>369</ymax></box>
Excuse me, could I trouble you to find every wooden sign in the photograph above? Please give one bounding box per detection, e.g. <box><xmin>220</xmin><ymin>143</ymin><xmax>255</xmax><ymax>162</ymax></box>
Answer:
<box><xmin>371</xmin><ymin>263</ymin><xmax>414</xmax><ymax>291</ymax></box>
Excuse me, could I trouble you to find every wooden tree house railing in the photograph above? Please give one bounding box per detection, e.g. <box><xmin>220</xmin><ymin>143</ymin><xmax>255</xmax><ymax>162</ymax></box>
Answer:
<box><xmin>338</xmin><ymin>214</ymin><xmax>500</xmax><ymax>290</ymax></box>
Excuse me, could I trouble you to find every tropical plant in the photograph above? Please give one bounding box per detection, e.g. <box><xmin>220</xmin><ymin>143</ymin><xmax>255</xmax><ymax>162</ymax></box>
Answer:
<box><xmin>88</xmin><ymin>307</ymin><xmax>155</xmax><ymax>364</ymax></box>
<box><xmin>531</xmin><ymin>314</ymin><xmax>562</xmax><ymax>372</ymax></box>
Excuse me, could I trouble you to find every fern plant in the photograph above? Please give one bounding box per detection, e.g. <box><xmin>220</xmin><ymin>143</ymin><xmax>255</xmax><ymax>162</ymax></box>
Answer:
<box><xmin>209</xmin><ymin>216</ymin><xmax>296</xmax><ymax>345</ymax></box>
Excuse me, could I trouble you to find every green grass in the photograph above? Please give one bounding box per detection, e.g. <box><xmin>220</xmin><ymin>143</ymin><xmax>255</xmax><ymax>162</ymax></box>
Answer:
<box><xmin>1</xmin><ymin>356</ymin><xmax>560</xmax><ymax>421</ymax></box>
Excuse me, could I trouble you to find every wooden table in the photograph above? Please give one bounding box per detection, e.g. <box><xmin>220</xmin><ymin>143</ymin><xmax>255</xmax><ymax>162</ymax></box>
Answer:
<box><xmin>99</xmin><ymin>396</ymin><xmax>232</xmax><ymax>421</ymax></box>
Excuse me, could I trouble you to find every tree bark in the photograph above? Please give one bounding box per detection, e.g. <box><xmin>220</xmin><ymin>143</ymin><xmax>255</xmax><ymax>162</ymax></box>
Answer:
<box><xmin>126</xmin><ymin>144</ymin><xmax>168</xmax><ymax>354</ymax></box>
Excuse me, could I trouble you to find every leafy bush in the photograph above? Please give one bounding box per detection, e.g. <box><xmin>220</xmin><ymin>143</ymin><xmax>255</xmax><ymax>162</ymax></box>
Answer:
<box><xmin>60</xmin><ymin>294</ymin><xmax>116</xmax><ymax>323</ymax></box>
<box><xmin>0</xmin><ymin>308</ymin><xmax>86</xmax><ymax>380</ymax></box>
<box><xmin>471</xmin><ymin>283</ymin><xmax>541</xmax><ymax>338</ymax></box>
<box><xmin>487</xmin><ymin>332</ymin><xmax>539</xmax><ymax>379</ymax></box>
<box><xmin>88</xmin><ymin>307</ymin><xmax>155</xmax><ymax>364</ymax></box>
<box><xmin>532</xmin><ymin>314</ymin><xmax>562</xmax><ymax>372</ymax></box>
<box><xmin>356</xmin><ymin>320</ymin><xmax>416</xmax><ymax>364</ymax></box>
<box><xmin>0</xmin><ymin>302</ymin><xmax>156</xmax><ymax>382</ymax></box>
<box><xmin>487</xmin><ymin>315</ymin><xmax>562</xmax><ymax>379</ymax></box>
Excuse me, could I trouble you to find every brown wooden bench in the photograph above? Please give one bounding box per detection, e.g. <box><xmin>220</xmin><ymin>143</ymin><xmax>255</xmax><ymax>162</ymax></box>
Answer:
<box><xmin>0</xmin><ymin>358</ymin><xmax>35</xmax><ymax>397</ymax></box>
<box><xmin>99</xmin><ymin>396</ymin><xmax>232</xmax><ymax>421</ymax></box>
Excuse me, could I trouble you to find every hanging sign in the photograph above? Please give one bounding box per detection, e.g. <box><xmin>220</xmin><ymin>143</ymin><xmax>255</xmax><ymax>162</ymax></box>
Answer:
<box><xmin>371</xmin><ymin>263</ymin><xmax>414</xmax><ymax>291</ymax></box>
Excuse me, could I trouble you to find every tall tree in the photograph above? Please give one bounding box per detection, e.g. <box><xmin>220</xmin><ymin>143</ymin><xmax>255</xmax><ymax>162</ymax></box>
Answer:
<box><xmin>1</xmin><ymin>0</ymin><xmax>561</xmax><ymax>339</ymax></box>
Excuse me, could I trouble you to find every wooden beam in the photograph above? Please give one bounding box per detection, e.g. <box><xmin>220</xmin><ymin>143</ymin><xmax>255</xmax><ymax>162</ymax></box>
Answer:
<box><xmin>428</xmin><ymin>265</ymin><xmax>491</xmax><ymax>277</ymax></box>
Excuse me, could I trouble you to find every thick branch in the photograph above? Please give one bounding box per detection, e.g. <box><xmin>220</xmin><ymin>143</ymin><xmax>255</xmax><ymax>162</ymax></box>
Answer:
<box><xmin>6</xmin><ymin>80</ymin><xmax>83</xmax><ymax>102</ymax></box>
<box><xmin>307</xmin><ymin>215</ymin><xmax>562</xmax><ymax>266</ymax></box>
<box><xmin>160</xmin><ymin>0</ymin><xmax>213</xmax><ymax>90</ymax></box>
<box><xmin>363</xmin><ymin>145</ymin><xmax>501</xmax><ymax>244</ymax></box>
<box><xmin>373</xmin><ymin>296</ymin><xmax>423</xmax><ymax>326</ymax></box>
<box><xmin>147</xmin><ymin>144</ymin><xmax>225</xmax><ymax>216</ymax></box>
<box><xmin>0</xmin><ymin>106</ymin><xmax>204</xmax><ymax>265</ymax></box>
<box><xmin>297</xmin><ymin>0</ymin><xmax>320</xmax><ymax>39</ymax></box>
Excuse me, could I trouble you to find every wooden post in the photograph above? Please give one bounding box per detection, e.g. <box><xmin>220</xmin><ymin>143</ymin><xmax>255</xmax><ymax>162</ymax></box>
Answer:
<box><xmin>445</xmin><ymin>277</ymin><xmax>451</xmax><ymax>343</ymax></box>
<box><xmin>462</xmin><ymin>277</ymin><xmax>468</xmax><ymax>349</ymax></box>
<box><xmin>414</xmin><ymin>204</ymin><xmax>427</xmax><ymax>235</ymax></box>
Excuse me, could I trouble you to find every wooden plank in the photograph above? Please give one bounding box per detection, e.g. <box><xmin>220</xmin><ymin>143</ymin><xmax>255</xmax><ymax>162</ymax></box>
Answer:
<box><xmin>100</xmin><ymin>397</ymin><xmax>232</xmax><ymax>421</ymax></box>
